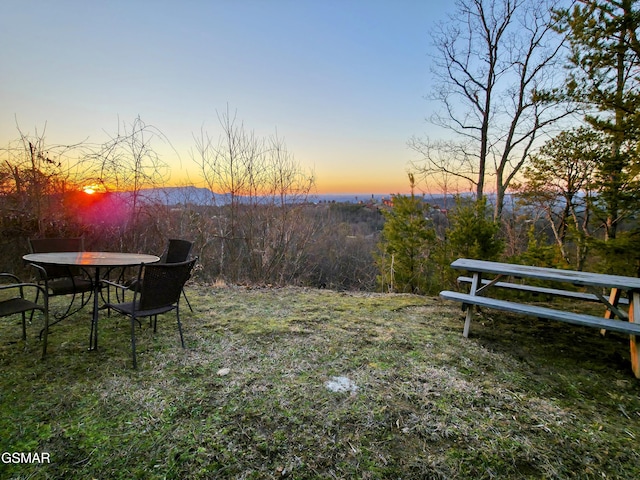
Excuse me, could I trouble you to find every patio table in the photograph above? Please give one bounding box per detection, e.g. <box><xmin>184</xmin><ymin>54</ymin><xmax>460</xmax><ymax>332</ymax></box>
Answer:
<box><xmin>23</xmin><ymin>252</ymin><xmax>159</xmax><ymax>350</ymax></box>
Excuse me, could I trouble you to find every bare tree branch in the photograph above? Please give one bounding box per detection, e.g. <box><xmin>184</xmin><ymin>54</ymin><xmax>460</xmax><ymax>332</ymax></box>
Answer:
<box><xmin>412</xmin><ymin>0</ymin><xmax>574</xmax><ymax>218</ymax></box>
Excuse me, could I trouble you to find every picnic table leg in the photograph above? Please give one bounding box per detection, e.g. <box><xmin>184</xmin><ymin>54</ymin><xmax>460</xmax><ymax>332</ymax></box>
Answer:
<box><xmin>600</xmin><ymin>287</ymin><xmax>622</xmax><ymax>336</ymax></box>
<box><xmin>463</xmin><ymin>272</ymin><xmax>482</xmax><ymax>338</ymax></box>
<box><xmin>630</xmin><ymin>291</ymin><xmax>639</xmax><ymax>379</ymax></box>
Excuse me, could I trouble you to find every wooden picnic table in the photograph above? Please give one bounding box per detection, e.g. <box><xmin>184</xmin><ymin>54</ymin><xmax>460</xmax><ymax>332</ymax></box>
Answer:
<box><xmin>440</xmin><ymin>258</ymin><xmax>640</xmax><ymax>378</ymax></box>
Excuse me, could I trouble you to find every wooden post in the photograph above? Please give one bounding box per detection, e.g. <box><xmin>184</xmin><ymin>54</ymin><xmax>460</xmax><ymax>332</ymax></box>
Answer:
<box><xmin>601</xmin><ymin>287</ymin><xmax>622</xmax><ymax>336</ymax></box>
<box><xmin>630</xmin><ymin>291</ymin><xmax>639</xmax><ymax>379</ymax></box>
<box><xmin>463</xmin><ymin>272</ymin><xmax>481</xmax><ymax>338</ymax></box>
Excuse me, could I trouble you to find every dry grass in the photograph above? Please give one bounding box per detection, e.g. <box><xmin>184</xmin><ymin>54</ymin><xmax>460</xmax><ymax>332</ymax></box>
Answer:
<box><xmin>1</xmin><ymin>284</ymin><xmax>640</xmax><ymax>479</ymax></box>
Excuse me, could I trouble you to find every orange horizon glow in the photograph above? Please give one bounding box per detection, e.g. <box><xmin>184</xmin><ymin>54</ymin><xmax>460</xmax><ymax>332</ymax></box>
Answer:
<box><xmin>170</xmin><ymin>168</ymin><xmax>417</xmax><ymax>197</ymax></box>
<box><xmin>82</xmin><ymin>184</ymin><xmax>108</xmax><ymax>195</ymax></box>
<box><xmin>77</xmin><ymin>177</ymin><xmax>432</xmax><ymax>197</ymax></box>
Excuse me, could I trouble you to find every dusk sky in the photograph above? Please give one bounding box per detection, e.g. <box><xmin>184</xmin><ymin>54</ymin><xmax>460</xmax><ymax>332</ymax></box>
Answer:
<box><xmin>1</xmin><ymin>0</ymin><xmax>453</xmax><ymax>195</ymax></box>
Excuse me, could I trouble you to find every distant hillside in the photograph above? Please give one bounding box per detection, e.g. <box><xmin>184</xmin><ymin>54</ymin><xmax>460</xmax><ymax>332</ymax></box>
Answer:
<box><xmin>310</xmin><ymin>194</ymin><xmax>390</xmax><ymax>204</ymax></box>
<box><xmin>126</xmin><ymin>188</ymin><xmax>392</xmax><ymax>206</ymax></box>
<box><xmin>123</xmin><ymin>187</ymin><xmax>479</xmax><ymax>208</ymax></box>
<box><xmin>118</xmin><ymin>186</ymin><xmax>224</xmax><ymax>205</ymax></box>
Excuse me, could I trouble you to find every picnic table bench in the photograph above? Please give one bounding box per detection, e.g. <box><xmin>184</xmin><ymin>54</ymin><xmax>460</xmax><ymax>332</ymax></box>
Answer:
<box><xmin>440</xmin><ymin>258</ymin><xmax>640</xmax><ymax>378</ymax></box>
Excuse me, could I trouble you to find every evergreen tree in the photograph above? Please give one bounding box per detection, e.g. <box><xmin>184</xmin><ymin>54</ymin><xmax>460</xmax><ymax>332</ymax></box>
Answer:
<box><xmin>554</xmin><ymin>0</ymin><xmax>640</xmax><ymax>241</ymax></box>
<box><xmin>447</xmin><ymin>196</ymin><xmax>503</xmax><ymax>261</ymax></box>
<box><xmin>516</xmin><ymin>226</ymin><xmax>564</xmax><ymax>268</ymax></box>
<box><xmin>376</xmin><ymin>176</ymin><xmax>437</xmax><ymax>294</ymax></box>
<box><xmin>518</xmin><ymin>127</ymin><xmax>602</xmax><ymax>269</ymax></box>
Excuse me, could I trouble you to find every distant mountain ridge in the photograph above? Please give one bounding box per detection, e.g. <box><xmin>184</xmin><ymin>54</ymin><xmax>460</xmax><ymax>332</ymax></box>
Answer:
<box><xmin>130</xmin><ymin>186</ymin><xmax>221</xmax><ymax>205</ymax></box>
<box><xmin>127</xmin><ymin>187</ymin><xmax>396</xmax><ymax>206</ymax></box>
<box><xmin>126</xmin><ymin>186</ymin><xmax>470</xmax><ymax>207</ymax></box>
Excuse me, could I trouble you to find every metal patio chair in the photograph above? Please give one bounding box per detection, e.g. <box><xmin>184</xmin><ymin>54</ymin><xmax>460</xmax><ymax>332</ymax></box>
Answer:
<box><xmin>122</xmin><ymin>238</ymin><xmax>194</xmax><ymax>311</ymax></box>
<box><xmin>0</xmin><ymin>272</ymin><xmax>50</xmax><ymax>357</ymax></box>
<box><xmin>103</xmin><ymin>258</ymin><xmax>197</xmax><ymax>368</ymax></box>
<box><xmin>160</xmin><ymin>239</ymin><xmax>194</xmax><ymax>264</ymax></box>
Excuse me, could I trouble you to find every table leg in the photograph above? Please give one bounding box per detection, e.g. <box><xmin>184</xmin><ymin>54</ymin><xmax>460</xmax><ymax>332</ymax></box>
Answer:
<box><xmin>463</xmin><ymin>272</ymin><xmax>482</xmax><ymax>338</ymax></box>
<box><xmin>89</xmin><ymin>267</ymin><xmax>101</xmax><ymax>350</ymax></box>
<box><xmin>600</xmin><ymin>287</ymin><xmax>622</xmax><ymax>336</ymax></box>
<box><xmin>630</xmin><ymin>291</ymin><xmax>639</xmax><ymax>379</ymax></box>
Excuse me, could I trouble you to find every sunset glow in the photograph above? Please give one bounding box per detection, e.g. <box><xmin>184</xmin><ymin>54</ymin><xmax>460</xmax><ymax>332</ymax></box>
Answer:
<box><xmin>1</xmin><ymin>2</ymin><xmax>449</xmax><ymax>197</ymax></box>
<box><xmin>82</xmin><ymin>184</ymin><xmax>107</xmax><ymax>195</ymax></box>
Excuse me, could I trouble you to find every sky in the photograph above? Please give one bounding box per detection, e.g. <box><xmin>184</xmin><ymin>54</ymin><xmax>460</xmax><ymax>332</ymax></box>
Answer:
<box><xmin>0</xmin><ymin>0</ymin><xmax>452</xmax><ymax>195</ymax></box>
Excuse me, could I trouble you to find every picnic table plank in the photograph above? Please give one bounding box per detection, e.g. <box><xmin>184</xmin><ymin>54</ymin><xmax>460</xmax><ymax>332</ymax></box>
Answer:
<box><xmin>451</xmin><ymin>258</ymin><xmax>640</xmax><ymax>291</ymax></box>
<box><xmin>440</xmin><ymin>291</ymin><xmax>640</xmax><ymax>336</ymax></box>
<box><xmin>457</xmin><ymin>275</ymin><xmax>630</xmax><ymax>305</ymax></box>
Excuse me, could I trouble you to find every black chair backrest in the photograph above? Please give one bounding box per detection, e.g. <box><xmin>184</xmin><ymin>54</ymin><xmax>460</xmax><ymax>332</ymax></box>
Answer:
<box><xmin>161</xmin><ymin>239</ymin><xmax>193</xmax><ymax>264</ymax></box>
<box><xmin>28</xmin><ymin>238</ymin><xmax>85</xmax><ymax>279</ymax></box>
<box><xmin>29</xmin><ymin>237</ymin><xmax>84</xmax><ymax>253</ymax></box>
<box><xmin>138</xmin><ymin>258</ymin><xmax>196</xmax><ymax>311</ymax></box>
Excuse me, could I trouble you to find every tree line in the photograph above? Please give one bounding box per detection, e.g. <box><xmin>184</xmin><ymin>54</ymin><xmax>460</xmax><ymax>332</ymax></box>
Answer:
<box><xmin>398</xmin><ymin>0</ymin><xmax>640</xmax><ymax>291</ymax></box>
<box><xmin>2</xmin><ymin>0</ymin><xmax>640</xmax><ymax>293</ymax></box>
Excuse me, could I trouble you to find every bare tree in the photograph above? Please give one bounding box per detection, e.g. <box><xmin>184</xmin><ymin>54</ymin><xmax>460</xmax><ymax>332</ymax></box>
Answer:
<box><xmin>411</xmin><ymin>0</ymin><xmax>572</xmax><ymax>218</ymax></box>
<box><xmin>0</xmin><ymin>122</ymin><xmax>89</xmax><ymax>273</ymax></box>
<box><xmin>83</xmin><ymin>116</ymin><xmax>170</xmax><ymax>191</ymax></box>
<box><xmin>80</xmin><ymin>116</ymin><xmax>172</xmax><ymax>250</ymax></box>
<box><xmin>1</xmin><ymin>122</ymin><xmax>85</xmax><ymax>236</ymax></box>
<box><xmin>192</xmin><ymin>108</ymin><xmax>316</xmax><ymax>284</ymax></box>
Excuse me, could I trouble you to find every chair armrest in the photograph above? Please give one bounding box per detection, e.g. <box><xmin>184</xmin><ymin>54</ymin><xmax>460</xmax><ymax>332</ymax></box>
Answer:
<box><xmin>0</xmin><ymin>272</ymin><xmax>22</xmax><ymax>283</ymax></box>
<box><xmin>0</xmin><ymin>273</ymin><xmax>42</xmax><ymax>294</ymax></box>
<box><xmin>25</xmin><ymin>262</ymin><xmax>49</xmax><ymax>280</ymax></box>
<box><xmin>0</xmin><ymin>280</ymin><xmax>49</xmax><ymax>304</ymax></box>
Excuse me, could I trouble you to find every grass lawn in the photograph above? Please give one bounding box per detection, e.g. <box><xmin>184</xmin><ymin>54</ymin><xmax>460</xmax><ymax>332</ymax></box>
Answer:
<box><xmin>1</xmin><ymin>284</ymin><xmax>640</xmax><ymax>479</ymax></box>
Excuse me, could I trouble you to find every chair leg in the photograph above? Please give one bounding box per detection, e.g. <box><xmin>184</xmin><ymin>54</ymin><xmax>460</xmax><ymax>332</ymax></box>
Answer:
<box><xmin>176</xmin><ymin>309</ymin><xmax>185</xmax><ymax>348</ymax></box>
<box><xmin>56</xmin><ymin>291</ymin><xmax>78</xmax><ymax>320</ymax></box>
<box><xmin>41</xmin><ymin>308</ymin><xmax>49</xmax><ymax>358</ymax></box>
<box><xmin>21</xmin><ymin>312</ymin><xmax>27</xmax><ymax>341</ymax></box>
<box><xmin>182</xmin><ymin>288</ymin><xmax>193</xmax><ymax>312</ymax></box>
<box><xmin>50</xmin><ymin>290</ymin><xmax>93</xmax><ymax>322</ymax></box>
<box><xmin>29</xmin><ymin>287</ymin><xmax>42</xmax><ymax>326</ymax></box>
<box><xmin>131</xmin><ymin>316</ymin><xmax>138</xmax><ymax>369</ymax></box>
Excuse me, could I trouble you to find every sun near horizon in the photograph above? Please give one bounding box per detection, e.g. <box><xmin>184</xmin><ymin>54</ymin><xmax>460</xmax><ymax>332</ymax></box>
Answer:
<box><xmin>82</xmin><ymin>184</ymin><xmax>110</xmax><ymax>195</ymax></box>
<box><xmin>78</xmin><ymin>168</ymin><xmax>431</xmax><ymax>198</ymax></box>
